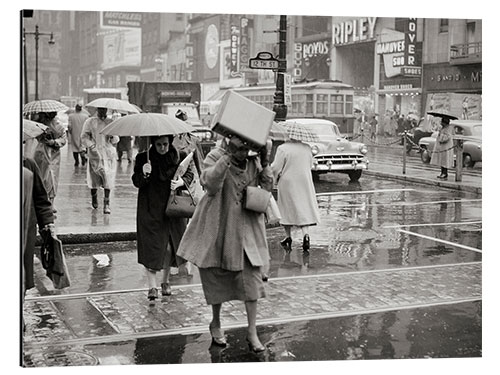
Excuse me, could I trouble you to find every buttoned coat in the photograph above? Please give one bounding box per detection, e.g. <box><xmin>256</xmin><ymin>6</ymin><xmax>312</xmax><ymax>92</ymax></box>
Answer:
<box><xmin>431</xmin><ymin>123</ymin><xmax>454</xmax><ymax>168</ymax></box>
<box><xmin>177</xmin><ymin>147</ymin><xmax>274</xmax><ymax>271</ymax></box>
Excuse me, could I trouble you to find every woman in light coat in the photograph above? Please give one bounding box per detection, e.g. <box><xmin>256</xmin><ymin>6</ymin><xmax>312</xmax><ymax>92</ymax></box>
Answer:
<box><xmin>177</xmin><ymin>136</ymin><xmax>273</xmax><ymax>352</ymax></box>
<box><xmin>32</xmin><ymin>111</ymin><xmax>67</xmax><ymax>208</ymax></box>
<box><xmin>431</xmin><ymin>116</ymin><xmax>454</xmax><ymax>180</ymax></box>
<box><xmin>271</xmin><ymin>139</ymin><xmax>320</xmax><ymax>252</ymax></box>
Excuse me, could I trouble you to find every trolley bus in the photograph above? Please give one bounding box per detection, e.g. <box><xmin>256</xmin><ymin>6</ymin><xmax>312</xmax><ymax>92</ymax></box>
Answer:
<box><xmin>227</xmin><ymin>80</ymin><xmax>356</xmax><ymax>135</ymax></box>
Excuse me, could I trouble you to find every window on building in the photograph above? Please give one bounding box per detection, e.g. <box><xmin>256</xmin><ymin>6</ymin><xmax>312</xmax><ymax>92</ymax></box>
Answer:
<box><xmin>439</xmin><ymin>19</ymin><xmax>449</xmax><ymax>33</ymax></box>
<box><xmin>345</xmin><ymin>95</ymin><xmax>353</xmax><ymax>115</ymax></box>
<box><xmin>292</xmin><ymin>94</ymin><xmax>306</xmax><ymax>115</ymax></box>
<box><xmin>305</xmin><ymin>94</ymin><xmax>314</xmax><ymax>115</ymax></box>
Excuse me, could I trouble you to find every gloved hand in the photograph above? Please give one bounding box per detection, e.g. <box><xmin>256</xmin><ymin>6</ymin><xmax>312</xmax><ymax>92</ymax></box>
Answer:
<box><xmin>142</xmin><ymin>162</ymin><xmax>152</xmax><ymax>177</ymax></box>
<box><xmin>170</xmin><ymin>178</ymin><xmax>184</xmax><ymax>190</ymax></box>
<box><xmin>259</xmin><ymin>143</ymin><xmax>270</xmax><ymax>168</ymax></box>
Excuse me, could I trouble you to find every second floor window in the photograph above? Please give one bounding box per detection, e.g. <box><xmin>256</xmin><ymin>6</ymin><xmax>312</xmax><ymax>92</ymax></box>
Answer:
<box><xmin>440</xmin><ymin>19</ymin><xmax>449</xmax><ymax>33</ymax></box>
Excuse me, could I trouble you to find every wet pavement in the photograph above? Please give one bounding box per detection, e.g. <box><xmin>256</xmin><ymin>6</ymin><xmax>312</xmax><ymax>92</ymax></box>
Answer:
<box><xmin>21</xmin><ymin>143</ymin><xmax>483</xmax><ymax>367</ymax></box>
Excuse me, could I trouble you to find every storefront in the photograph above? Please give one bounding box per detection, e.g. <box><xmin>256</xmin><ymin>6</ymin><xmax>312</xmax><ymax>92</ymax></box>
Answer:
<box><xmin>422</xmin><ymin>63</ymin><xmax>482</xmax><ymax>120</ymax></box>
<box><xmin>374</xmin><ymin>19</ymin><xmax>424</xmax><ymax>120</ymax></box>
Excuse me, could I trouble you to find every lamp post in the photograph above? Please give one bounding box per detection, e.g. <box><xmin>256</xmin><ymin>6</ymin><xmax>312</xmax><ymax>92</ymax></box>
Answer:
<box><xmin>273</xmin><ymin>15</ymin><xmax>288</xmax><ymax>121</ymax></box>
<box><xmin>23</xmin><ymin>25</ymin><xmax>55</xmax><ymax>102</ymax></box>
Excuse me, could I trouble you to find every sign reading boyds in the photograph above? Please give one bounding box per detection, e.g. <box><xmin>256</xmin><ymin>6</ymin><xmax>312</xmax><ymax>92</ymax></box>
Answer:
<box><xmin>101</xmin><ymin>12</ymin><xmax>142</xmax><ymax>28</ymax></box>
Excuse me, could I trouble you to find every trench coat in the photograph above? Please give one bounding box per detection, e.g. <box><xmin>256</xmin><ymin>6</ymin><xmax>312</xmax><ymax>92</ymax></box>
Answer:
<box><xmin>177</xmin><ymin>147</ymin><xmax>274</xmax><ymax>271</ymax></box>
<box><xmin>271</xmin><ymin>141</ymin><xmax>320</xmax><ymax>227</ymax></box>
<box><xmin>431</xmin><ymin>123</ymin><xmax>454</xmax><ymax>168</ymax></box>
<box><xmin>23</xmin><ymin>157</ymin><xmax>55</xmax><ymax>292</ymax></box>
<box><xmin>32</xmin><ymin>120</ymin><xmax>67</xmax><ymax>200</ymax></box>
<box><xmin>81</xmin><ymin>116</ymin><xmax>119</xmax><ymax>189</ymax></box>
<box><xmin>67</xmin><ymin>111</ymin><xmax>89</xmax><ymax>153</ymax></box>
<box><xmin>132</xmin><ymin>146</ymin><xmax>193</xmax><ymax>271</ymax></box>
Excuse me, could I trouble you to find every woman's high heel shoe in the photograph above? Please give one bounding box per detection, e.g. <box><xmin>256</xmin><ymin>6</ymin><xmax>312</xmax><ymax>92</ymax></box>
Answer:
<box><xmin>209</xmin><ymin>324</ymin><xmax>227</xmax><ymax>347</ymax></box>
<box><xmin>280</xmin><ymin>237</ymin><xmax>292</xmax><ymax>251</ymax></box>
<box><xmin>302</xmin><ymin>234</ymin><xmax>310</xmax><ymax>251</ymax></box>
<box><xmin>246</xmin><ymin>337</ymin><xmax>266</xmax><ymax>353</ymax></box>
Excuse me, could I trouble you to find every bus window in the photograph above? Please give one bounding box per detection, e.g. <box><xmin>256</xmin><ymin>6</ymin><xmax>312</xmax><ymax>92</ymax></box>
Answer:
<box><xmin>330</xmin><ymin>94</ymin><xmax>343</xmax><ymax>115</ymax></box>
<box><xmin>345</xmin><ymin>95</ymin><xmax>354</xmax><ymax>115</ymax></box>
<box><xmin>306</xmin><ymin>94</ymin><xmax>314</xmax><ymax>115</ymax></box>
<box><xmin>316</xmin><ymin>94</ymin><xmax>328</xmax><ymax>115</ymax></box>
<box><xmin>292</xmin><ymin>94</ymin><xmax>306</xmax><ymax>116</ymax></box>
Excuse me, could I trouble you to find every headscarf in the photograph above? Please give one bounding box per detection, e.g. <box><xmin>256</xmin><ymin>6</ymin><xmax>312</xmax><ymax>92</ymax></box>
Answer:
<box><xmin>149</xmin><ymin>135</ymin><xmax>179</xmax><ymax>182</ymax></box>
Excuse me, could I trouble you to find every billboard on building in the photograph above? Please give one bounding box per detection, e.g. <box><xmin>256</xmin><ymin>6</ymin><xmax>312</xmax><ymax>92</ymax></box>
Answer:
<box><xmin>102</xmin><ymin>29</ymin><xmax>141</xmax><ymax>70</ymax></box>
<box><xmin>101</xmin><ymin>12</ymin><xmax>142</xmax><ymax>28</ymax></box>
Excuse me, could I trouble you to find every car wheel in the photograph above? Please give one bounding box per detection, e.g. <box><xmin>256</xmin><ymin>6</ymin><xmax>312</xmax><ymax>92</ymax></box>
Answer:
<box><xmin>463</xmin><ymin>153</ymin><xmax>475</xmax><ymax>168</ymax></box>
<box><xmin>420</xmin><ymin>148</ymin><xmax>431</xmax><ymax>164</ymax></box>
<box><xmin>348</xmin><ymin>170</ymin><xmax>362</xmax><ymax>182</ymax></box>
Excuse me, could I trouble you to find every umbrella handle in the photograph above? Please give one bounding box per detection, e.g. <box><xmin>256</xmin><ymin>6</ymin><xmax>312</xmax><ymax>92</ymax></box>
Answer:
<box><xmin>147</xmin><ymin>136</ymin><xmax>150</xmax><ymax>163</ymax></box>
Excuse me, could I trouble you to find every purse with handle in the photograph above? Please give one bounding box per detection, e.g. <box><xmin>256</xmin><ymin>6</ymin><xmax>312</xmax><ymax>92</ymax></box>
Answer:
<box><xmin>165</xmin><ymin>189</ymin><xmax>196</xmax><ymax>218</ymax></box>
<box><xmin>244</xmin><ymin>185</ymin><xmax>272</xmax><ymax>213</ymax></box>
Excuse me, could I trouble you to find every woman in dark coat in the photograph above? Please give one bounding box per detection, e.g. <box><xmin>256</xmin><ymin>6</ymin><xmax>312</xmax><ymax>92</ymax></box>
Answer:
<box><xmin>132</xmin><ymin>135</ymin><xmax>193</xmax><ymax>301</ymax></box>
<box><xmin>177</xmin><ymin>136</ymin><xmax>273</xmax><ymax>352</ymax></box>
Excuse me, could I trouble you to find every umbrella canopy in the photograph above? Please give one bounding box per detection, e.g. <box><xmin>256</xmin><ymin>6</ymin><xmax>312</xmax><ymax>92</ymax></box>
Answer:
<box><xmin>427</xmin><ymin>109</ymin><xmax>458</xmax><ymax>120</ymax></box>
<box><xmin>23</xmin><ymin>119</ymin><xmax>48</xmax><ymax>141</ymax></box>
<box><xmin>23</xmin><ymin>99</ymin><xmax>69</xmax><ymax>115</ymax></box>
<box><xmin>100</xmin><ymin>113</ymin><xmax>195</xmax><ymax>137</ymax></box>
<box><xmin>85</xmin><ymin>98</ymin><xmax>140</xmax><ymax>114</ymax></box>
<box><xmin>284</xmin><ymin>122</ymin><xmax>320</xmax><ymax>143</ymax></box>
<box><xmin>269</xmin><ymin>121</ymin><xmax>289</xmax><ymax>141</ymax></box>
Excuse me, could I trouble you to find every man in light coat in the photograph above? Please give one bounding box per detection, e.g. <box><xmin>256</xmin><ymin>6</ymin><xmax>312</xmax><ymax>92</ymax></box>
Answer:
<box><xmin>67</xmin><ymin>104</ymin><xmax>89</xmax><ymax>166</ymax></box>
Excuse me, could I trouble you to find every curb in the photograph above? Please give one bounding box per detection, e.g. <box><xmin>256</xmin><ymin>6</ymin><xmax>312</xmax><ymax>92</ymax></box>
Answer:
<box><xmin>364</xmin><ymin>170</ymin><xmax>482</xmax><ymax>195</ymax></box>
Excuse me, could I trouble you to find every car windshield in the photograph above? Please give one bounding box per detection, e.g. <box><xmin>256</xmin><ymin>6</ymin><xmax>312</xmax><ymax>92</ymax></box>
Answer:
<box><xmin>300</xmin><ymin>123</ymin><xmax>341</xmax><ymax>142</ymax></box>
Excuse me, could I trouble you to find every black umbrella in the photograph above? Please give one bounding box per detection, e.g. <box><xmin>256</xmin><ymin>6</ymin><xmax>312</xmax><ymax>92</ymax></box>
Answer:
<box><xmin>427</xmin><ymin>109</ymin><xmax>458</xmax><ymax>120</ymax></box>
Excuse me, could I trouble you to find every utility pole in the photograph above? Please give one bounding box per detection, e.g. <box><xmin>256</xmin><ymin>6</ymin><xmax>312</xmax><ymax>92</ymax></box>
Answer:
<box><xmin>273</xmin><ymin>15</ymin><xmax>287</xmax><ymax>121</ymax></box>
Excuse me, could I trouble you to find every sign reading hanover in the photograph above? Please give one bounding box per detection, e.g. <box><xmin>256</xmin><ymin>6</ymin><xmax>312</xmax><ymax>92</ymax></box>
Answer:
<box><xmin>249</xmin><ymin>52</ymin><xmax>279</xmax><ymax>70</ymax></box>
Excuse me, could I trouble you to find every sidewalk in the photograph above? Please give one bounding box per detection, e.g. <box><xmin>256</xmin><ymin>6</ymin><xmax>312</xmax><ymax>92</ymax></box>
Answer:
<box><xmin>49</xmin><ymin>145</ymin><xmax>482</xmax><ymax>244</ymax></box>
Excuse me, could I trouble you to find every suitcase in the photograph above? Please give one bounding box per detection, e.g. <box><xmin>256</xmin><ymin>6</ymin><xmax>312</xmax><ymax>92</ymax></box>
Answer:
<box><xmin>211</xmin><ymin>90</ymin><xmax>275</xmax><ymax>151</ymax></box>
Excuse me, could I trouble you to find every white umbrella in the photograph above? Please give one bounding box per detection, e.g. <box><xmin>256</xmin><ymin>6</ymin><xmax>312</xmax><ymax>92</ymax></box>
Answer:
<box><xmin>85</xmin><ymin>98</ymin><xmax>140</xmax><ymax>114</ymax></box>
<box><xmin>100</xmin><ymin>113</ymin><xmax>195</xmax><ymax>162</ymax></box>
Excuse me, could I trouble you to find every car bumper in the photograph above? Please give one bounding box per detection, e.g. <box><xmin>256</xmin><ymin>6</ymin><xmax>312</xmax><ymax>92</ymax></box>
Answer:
<box><xmin>312</xmin><ymin>159</ymin><xmax>369</xmax><ymax>172</ymax></box>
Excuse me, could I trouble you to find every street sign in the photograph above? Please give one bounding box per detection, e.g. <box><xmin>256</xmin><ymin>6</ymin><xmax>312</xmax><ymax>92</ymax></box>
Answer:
<box><xmin>284</xmin><ymin>73</ymin><xmax>292</xmax><ymax>105</ymax></box>
<box><xmin>249</xmin><ymin>52</ymin><xmax>279</xmax><ymax>70</ymax></box>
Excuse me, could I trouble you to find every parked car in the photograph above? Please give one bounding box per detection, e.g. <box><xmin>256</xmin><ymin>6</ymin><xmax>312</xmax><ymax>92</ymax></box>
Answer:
<box><xmin>400</xmin><ymin>117</ymin><xmax>434</xmax><ymax>154</ymax></box>
<box><xmin>276</xmin><ymin>118</ymin><xmax>369</xmax><ymax>182</ymax></box>
<box><xmin>418</xmin><ymin>120</ymin><xmax>482</xmax><ymax>167</ymax></box>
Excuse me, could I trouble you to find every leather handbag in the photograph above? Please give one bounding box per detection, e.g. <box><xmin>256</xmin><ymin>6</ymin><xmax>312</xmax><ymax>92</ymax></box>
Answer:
<box><xmin>244</xmin><ymin>186</ymin><xmax>272</xmax><ymax>213</ymax></box>
<box><xmin>265</xmin><ymin>195</ymin><xmax>281</xmax><ymax>225</ymax></box>
<box><xmin>40</xmin><ymin>230</ymin><xmax>71</xmax><ymax>289</ymax></box>
<box><xmin>165</xmin><ymin>189</ymin><xmax>196</xmax><ymax>218</ymax></box>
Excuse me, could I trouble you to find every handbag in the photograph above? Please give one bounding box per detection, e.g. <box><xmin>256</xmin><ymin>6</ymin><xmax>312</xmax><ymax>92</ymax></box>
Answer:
<box><xmin>244</xmin><ymin>185</ymin><xmax>272</xmax><ymax>213</ymax></box>
<box><xmin>165</xmin><ymin>189</ymin><xmax>196</xmax><ymax>218</ymax></box>
<box><xmin>40</xmin><ymin>230</ymin><xmax>71</xmax><ymax>289</ymax></box>
<box><xmin>265</xmin><ymin>195</ymin><xmax>281</xmax><ymax>225</ymax></box>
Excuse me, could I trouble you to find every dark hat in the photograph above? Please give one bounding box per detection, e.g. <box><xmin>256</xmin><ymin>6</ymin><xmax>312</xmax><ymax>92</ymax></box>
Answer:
<box><xmin>175</xmin><ymin>109</ymin><xmax>188</xmax><ymax>121</ymax></box>
<box><xmin>75</xmin><ymin>104</ymin><xmax>82</xmax><ymax>111</ymax></box>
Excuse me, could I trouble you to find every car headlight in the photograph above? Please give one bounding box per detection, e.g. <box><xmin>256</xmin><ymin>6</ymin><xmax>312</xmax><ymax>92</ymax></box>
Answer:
<box><xmin>359</xmin><ymin>144</ymin><xmax>368</xmax><ymax>155</ymax></box>
<box><xmin>311</xmin><ymin>145</ymin><xmax>319</xmax><ymax>156</ymax></box>
<box><xmin>205</xmin><ymin>132</ymin><xmax>212</xmax><ymax>141</ymax></box>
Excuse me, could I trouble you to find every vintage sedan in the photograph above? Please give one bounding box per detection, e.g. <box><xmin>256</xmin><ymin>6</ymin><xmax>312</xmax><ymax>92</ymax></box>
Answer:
<box><xmin>277</xmin><ymin>118</ymin><xmax>369</xmax><ymax>182</ymax></box>
<box><xmin>418</xmin><ymin>120</ymin><xmax>482</xmax><ymax>167</ymax></box>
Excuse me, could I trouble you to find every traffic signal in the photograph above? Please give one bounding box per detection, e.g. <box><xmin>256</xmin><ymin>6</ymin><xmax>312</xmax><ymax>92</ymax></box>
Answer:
<box><xmin>273</xmin><ymin>90</ymin><xmax>284</xmax><ymax>105</ymax></box>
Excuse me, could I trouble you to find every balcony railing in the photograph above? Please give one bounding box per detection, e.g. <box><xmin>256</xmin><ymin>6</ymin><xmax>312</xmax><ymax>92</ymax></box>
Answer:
<box><xmin>450</xmin><ymin>42</ymin><xmax>482</xmax><ymax>65</ymax></box>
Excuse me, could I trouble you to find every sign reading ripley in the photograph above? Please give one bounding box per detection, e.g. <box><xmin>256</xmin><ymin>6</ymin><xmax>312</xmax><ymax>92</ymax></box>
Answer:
<box><xmin>101</xmin><ymin>12</ymin><xmax>142</xmax><ymax>28</ymax></box>
<box><xmin>332</xmin><ymin>17</ymin><xmax>377</xmax><ymax>46</ymax></box>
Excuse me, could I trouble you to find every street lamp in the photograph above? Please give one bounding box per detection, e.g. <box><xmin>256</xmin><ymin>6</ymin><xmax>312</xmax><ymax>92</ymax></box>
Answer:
<box><xmin>23</xmin><ymin>25</ymin><xmax>55</xmax><ymax>101</ymax></box>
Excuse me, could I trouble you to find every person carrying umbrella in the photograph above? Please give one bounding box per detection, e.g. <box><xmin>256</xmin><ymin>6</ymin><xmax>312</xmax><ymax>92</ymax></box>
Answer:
<box><xmin>80</xmin><ymin>107</ymin><xmax>119</xmax><ymax>213</ymax></box>
<box><xmin>429</xmin><ymin>110</ymin><xmax>458</xmax><ymax>180</ymax></box>
<box><xmin>271</xmin><ymin>122</ymin><xmax>321</xmax><ymax>252</ymax></box>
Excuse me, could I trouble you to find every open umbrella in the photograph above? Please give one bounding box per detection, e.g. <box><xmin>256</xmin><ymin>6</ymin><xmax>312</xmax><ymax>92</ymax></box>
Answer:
<box><xmin>427</xmin><ymin>109</ymin><xmax>458</xmax><ymax>120</ymax></box>
<box><xmin>284</xmin><ymin>121</ymin><xmax>320</xmax><ymax>143</ymax></box>
<box><xmin>23</xmin><ymin>119</ymin><xmax>48</xmax><ymax>141</ymax></box>
<box><xmin>85</xmin><ymin>98</ymin><xmax>140</xmax><ymax>114</ymax></box>
<box><xmin>23</xmin><ymin>99</ymin><xmax>69</xmax><ymax>115</ymax></box>
<box><xmin>101</xmin><ymin>113</ymin><xmax>195</xmax><ymax>162</ymax></box>
<box><xmin>269</xmin><ymin>121</ymin><xmax>289</xmax><ymax>141</ymax></box>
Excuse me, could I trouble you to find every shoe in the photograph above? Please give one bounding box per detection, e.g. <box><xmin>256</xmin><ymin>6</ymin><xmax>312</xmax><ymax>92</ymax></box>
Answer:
<box><xmin>246</xmin><ymin>337</ymin><xmax>265</xmax><ymax>353</ymax></box>
<box><xmin>161</xmin><ymin>282</ymin><xmax>172</xmax><ymax>296</ymax></box>
<box><xmin>280</xmin><ymin>237</ymin><xmax>292</xmax><ymax>251</ymax></box>
<box><xmin>103</xmin><ymin>198</ymin><xmax>111</xmax><ymax>214</ymax></box>
<box><xmin>302</xmin><ymin>234</ymin><xmax>310</xmax><ymax>251</ymax></box>
<box><xmin>147</xmin><ymin>288</ymin><xmax>158</xmax><ymax>301</ymax></box>
<box><xmin>209</xmin><ymin>324</ymin><xmax>227</xmax><ymax>347</ymax></box>
<box><xmin>74</xmin><ymin>162</ymin><xmax>79</xmax><ymax>166</ymax></box>
<box><xmin>262</xmin><ymin>273</ymin><xmax>269</xmax><ymax>282</ymax></box>
<box><xmin>91</xmin><ymin>194</ymin><xmax>98</xmax><ymax>209</ymax></box>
